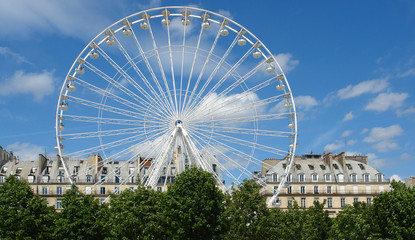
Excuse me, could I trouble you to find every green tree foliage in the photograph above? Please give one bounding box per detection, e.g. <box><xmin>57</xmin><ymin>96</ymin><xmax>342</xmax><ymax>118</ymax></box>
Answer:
<box><xmin>224</xmin><ymin>179</ymin><xmax>271</xmax><ymax>240</ymax></box>
<box><xmin>0</xmin><ymin>176</ymin><xmax>55</xmax><ymax>240</ymax></box>
<box><xmin>270</xmin><ymin>201</ymin><xmax>303</xmax><ymax>239</ymax></box>
<box><xmin>108</xmin><ymin>186</ymin><xmax>168</xmax><ymax>239</ymax></box>
<box><xmin>53</xmin><ymin>185</ymin><xmax>109</xmax><ymax>240</ymax></box>
<box><xmin>166</xmin><ymin>166</ymin><xmax>227</xmax><ymax>240</ymax></box>
<box><xmin>370</xmin><ymin>181</ymin><xmax>415</xmax><ymax>239</ymax></box>
<box><xmin>329</xmin><ymin>202</ymin><xmax>372</xmax><ymax>240</ymax></box>
<box><xmin>302</xmin><ymin>201</ymin><xmax>332</xmax><ymax>240</ymax></box>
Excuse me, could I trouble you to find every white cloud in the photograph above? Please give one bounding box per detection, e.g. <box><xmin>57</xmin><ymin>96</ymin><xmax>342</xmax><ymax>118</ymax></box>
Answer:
<box><xmin>367</xmin><ymin>153</ymin><xmax>387</xmax><ymax>169</ymax></box>
<box><xmin>337</xmin><ymin>77</ymin><xmax>389</xmax><ymax>99</ymax></box>
<box><xmin>0</xmin><ymin>0</ymin><xmax>113</xmax><ymax>40</ymax></box>
<box><xmin>347</xmin><ymin>139</ymin><xmax>356</xmax><ymax>146</ymax></box>
<box><xmin>217</xmin><ymin>9</ymin><xmax>233</xmax><ymax>19</ymax></box>
<box><xmin>400</xmin><ymin>153</ymin><xmax>412</xmax><ymax>161</ymax></box>
<box><xmin>0</xmin><ymin>70</ymin><xmax>55</xmax><ymax>101</ymax></box>
<box><xmin>398</xmin><ymin>68</ymin><xmax>415</xmax><ymax>78</ymax></box>
<box><xmin>363</xmin><ymin>124</ymin><xmax>404</xmax><ymax>143</ymax></box>
<box><xmin>0</xmin><ymin>47</ymin><xmax>31</xmax><ymax>64</ymax></box>
<box><xmin>361</xmin><ymin>128</ymin><xmax>369</xmax><ymax>134</ymax></box>
<box><xmin>390</xmin><ymin>174</ymin><xmax>402</xmax><ymax>182</ymax></box>
<box><xmin>342</xmin><ymin>130</ymin><xmax>352</xmax><ymax>137</ymax></box>
<box><xmin>397</xmin><ymin>107</ymin><xmax>415</xmax><ymax>116</ymax></box>
<box><xmin>324</xmin><ymin>142</ymin><xmax>343</xmax><ymax>152</ymax></box>
<box><xmin>372</xmin><ymin>140</ymin><xmax>398</xmax><ymax>152</ymax></box>
<box><xmin>342</xmin><ymin>111</ymin><xmax>355</xmax><ymax>121</ymax></box>
<box><xmin>6</xmin><ymin>142</ymin><xmax>44</xmax><ymax>161</ymax></box>
<box><xmin>136</xmin><ymin>0</ymin><xmax>162</xmax><ymax>9</ymax></box>
<box><xmin>294</xmin><ymin>95</ymin><xmax>318</xmax><ymax>111</ymax></box>
<box><xmin>274</xmin><ymin>53</ymin><xmax>299</xmax><ymax>73</ymax></box>
<box><xmin>365</xmin><ymin>92</ymin><xmax>408</xmax><ymax>112</ymax></box>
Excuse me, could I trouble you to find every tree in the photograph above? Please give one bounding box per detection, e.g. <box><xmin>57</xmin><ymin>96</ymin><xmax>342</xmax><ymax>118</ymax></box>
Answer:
<box><xmin>53</xmin><ymin>185</ymin><xmax>109</xmax><ymax>240</ymax></box>
<box><xmin>270</xmin><ymin>201</ymin><xmax>304</xmax><ymax>239</ymax></box>
<box><xmin>0</xmin><ymin>175</ymin><xmax>55</xmax><ymax>240</ymax></box>
<box><xmin>370</xmin><ymin>181</ymin><xmax>415</xmax><ymax>239</ymax></box>
<box><xmin>224</xmin><ymin>179</ymin><xmax>271</xmax><ymax>240</ymax></box>
<box><xmin>329</xmin><ymin>202</ymin><xmax>372</xmax><ymax>240</ymax></box>
<box><xmin>108</xmin><ymin>186</ymin><xmax>168</xmax><ymax>239</ymax></box>
<box><xmin>301</xmin><ymin>201</ymin><xmax>332</xmax><ymax>240</ymax></box>
<box><xmin>166</xmin><ymin>166</ymin><xmax>227</xmax><ymax>240</ymax></box>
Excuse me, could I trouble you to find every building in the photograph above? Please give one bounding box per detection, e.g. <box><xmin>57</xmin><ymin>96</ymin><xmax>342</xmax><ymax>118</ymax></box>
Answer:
<box><xmin>405</xmin><ymin>176</ymin><xmax>415</xmax><ymax>188</ymax></box>
<box><xmin>260</xmin><ymin>152</ymin><xmax>390</xmax><ymax>217</ymax></box>
<box><xmin>0</xmin><ymin>146</ymin><xmax>221</xmax><ymax>210</ymax></box>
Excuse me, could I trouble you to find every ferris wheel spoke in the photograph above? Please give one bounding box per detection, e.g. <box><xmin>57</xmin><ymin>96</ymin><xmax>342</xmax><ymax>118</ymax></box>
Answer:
<box><xmin>128</xmin><ymin>23</ymin><xmax>176</xmax><ymax>116</ymax></box>
<box><xmin>110</xmin><ymin>33</ymin><xmax>175</xmax><ymax>117</ymax></box>
<box><xmin>146</xmin><ymin>14</ymin><xmax>176</xmax><ymax>117</ymax></box>
<box><xmin>189</xmin><ymin>125</ymin><xmax>292</xmax><ymax>138</ymax></box>
<box><xmin>192</xmin><ymin>126</ymin><xmax>288</xmax><ymax>155</ymax></box>
<box><xmin>165</xmin><ymin>13</ymin><xmax>179</xmax><ymax>115</ymax></box>
<box><xmin>182</xmin><ymin>18</ymin><xmax>224</xmax><ymax>113</ymax></box>
<box><xmin>190</xmin><ymin>112</ymin><xmax>292</xmax><ymax>125</ymax></box>
<box><xmin>61</xmin><ymin>125</ymin><xmax>167</xmax><ymax>140</ymax></box>
<box><xmin>187</xmin><ymin>33</ymin><xmax>250</xmax><ymax>112</ymax></box>
<box><xmin>93</xmin><ymin>47</ymin><xmax>173</xmax><ymax>117</ymax></box>
<box><xmin>180</xmin><ymin>13</ymin><xmax>208</xmax><ymax>115</ymax></box>
<box><xmin>66</xmin><ymin>126</ymin><xmax>170</xmax><ymax>159</ymax></box>
<box><xmin>190</xmin><ymin>131</ymin><xmax>252</xmax><ymax>184</ymax></box>
<box><xmin>74</xmin><ymin>77</ymin><xmax>169</xmax><ymax>120</ymax></box>
<box><xmin>62</xmin><ymin>115</ymin><xmax>162</xmax><ymax>127</ymax></box>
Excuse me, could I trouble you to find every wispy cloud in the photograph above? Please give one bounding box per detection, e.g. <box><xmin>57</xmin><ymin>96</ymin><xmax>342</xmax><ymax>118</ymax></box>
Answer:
<box><xmin>342</xmin><ymin>130</ymin><xmax>352</xmax><ymax>137</ymax></box>
<box><xmin>274</xmin><ymin>53</ymin><xmax>299</xmax><ymax>73</ymax></box>
<box><xmin>294</xmin><ymin>95</ymin><xmax>318</xmax><ymax>111</ymax></box>
<box><xmin>0</xmin><ymin>47</ymin><xmax>31</xmax><ymax>64</ymax></box>
<box><xmin>7</xmin><ymin>142</ymin><xmax>45</xmax><ymax>161</ymax></box>
<box><xmin>397</xmin><ymin>107</ymin><xmax>415</xmax><ymax>116</ymax></box>
<box><xmin>342</xmin><ymin>111</ymin><xmax>355</xmax><ymax>121</ymax></box>
<box><xmin>0</xmin><ymin>70</ymin><xmax>55</xmax><ymax>101</ymax></box>
<box><xmin>364</xmin><ymin>92</ymin><xmax>408</xmax><ymax>112</ymax></box>
<box><xmin>337</xmin><ymin>77</ymin><xmax>389</xmax><ymax>99</ymax></box>
<box><xmin>367</xmin><ymin>153</ymin><xmax>387</xmax><ymax>169</ymax></box>
<box><xmin>363</xmin><ymin>124</ymin><xmax>403</xmax><ymax>153</ymax></box>
<box><xmin>398</xmin><ymin>68</ymin><xmax>415</xmax><ymax>78</ymax></box>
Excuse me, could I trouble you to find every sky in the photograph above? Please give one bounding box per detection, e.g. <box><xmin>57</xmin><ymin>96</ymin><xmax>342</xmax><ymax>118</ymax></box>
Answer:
<box><xmin>0</xmin><ymin>0</ymin><xmax>415</xmax><ymax>181</ymax></box>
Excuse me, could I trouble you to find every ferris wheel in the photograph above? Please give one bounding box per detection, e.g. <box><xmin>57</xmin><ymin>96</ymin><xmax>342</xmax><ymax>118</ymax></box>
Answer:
<box><xmin>55</xmin><ymin>6</ymin><xmax>297</xmax><ymax>206</ymax></box>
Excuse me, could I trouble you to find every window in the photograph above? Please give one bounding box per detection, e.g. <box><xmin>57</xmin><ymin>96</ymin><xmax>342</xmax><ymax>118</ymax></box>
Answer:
<box><xmin>73</xmin><ymin>166</ymin><xmax>80</xmax><ymax>175</ymax></box>
<box><xmin>171</xmin><ymin>167</ymin><xmax>176</xmax><ymax>175</ymax></box>
<box><xmin>358</xmin><ymin>164</ymin><xmax>365</xmax><ymax>170</ymax></box>
<box><xmin>56</xmin><ymin>187</ymin><xmax>63</xmax><ymax>195</ymax></box>
<box><xmin>353</xmin><ymin>186</ymin><xmax>358</xmax><ymax>194</ymax></box>
<box><xmin>86</xmin><ymin>187</ymin><xmax>92</xmax><ymax>195</ymax></box>
<box><xmin>314</xmin><ymin>186</ymin><xmax>319</xmax><ymax>194</ymax></box>
<box><xmin>288</xmin><ymin>199</ymin><xmax>293</xmax><ymax>208</ymax></box>
<box><xmin>45</xmin><ymin>166</ymin><xmax>51</xmax><ymax>174</ymax></box>
<box><xmin>86</xmin><ymin>175</ymin><xmax>92</xmax><ymax>183</ymax></box>
<box><xmin>340</xmin><ymin>186</ymin><xmax>345</xmax><ymax>194</ymax></box>
<box><xmin>274</xmin><ymin>186</ymin><xmax>278</xmax><ymax>194</ymax></box>
<box><xmin>366</xmin><ymin>186</ymin><xmax>371</xmax><ymax>194</ymax></box>
<box><xmin>367</xmin><ymin>198</ymin><xmax>372</xmax><ymax>206</ymax></box>
<box><xmin>28</xmin><ymin>175</ymin><xmax>35</xmax><ymax>183</ymax></box>
<box><xmin>308</xmin><ymin>164</ymin><xmax>314</xmax><ymax>170</ymax></box>
<box><xmin>129</xmin><ymin>167</ymin><xmax>135</xmax><ymax>175</ymax></box>
<box><xmin>282</xmin><ymin>163</ymin><xmax>287</xmax><ymax>169</ymax></box>
<box><xmin>41</xmin><ymin>187</ymin><xmax>49</xmax><ymax>195</ymax></box>
<box><xmin>100</xmin><ymin>175</ymin><xmax>105</xmax><ymax>183</ymax></box>
<box><xmin>58</xmin><ymin>168</ymin><xmax>65</xmax><ymax>176</ymax></box>
<box><xmin>341</xmin><ymin>198</ymin><xmax>346</xmax><ymax>208</ymax></box>
<box><xmin>287</xmin><ymin>186</ymin><xmax>292</xmax><ymax>194</ymax></box>
<box><xmin>363</xmin><ymin>174</ymin><xmax>370</xmax><ymax>182</ymax></box>
<box><xmin>346</xmin><ymin>164</ymin><xmax>352</xmax><ymax>170</ymax></box>
<box><xmin>354</xmin><ymin>197</ymin><xmax>359</xmax><ymax>203</ymax></box>
<box><xmin>301</xmin><ymin>198</ymin><xmax>306</xmax><ymax>208</ymax></box>
<box><xmin>1</xmin><ymin>166</ymin><xmax>7</xmax><ymax>173</ymax></box>
<box><xmin>286</xmin><ymin>174</ymin><xmax>292</xmax><ymax>182</ymax></box>
<box><xmin>299</xmin><ymin>173</ymin><xmax>305</xmax><ymax>182</ymax></box>
<box><xmin>100</xmin><ymin>187</ymin><xmax>106</xmax><ymax>195</ymax></box>
<box><xmin>129</xmin><ymin>187</ymin><xmax>134</xmax><ymax>191</ymax></box>
<box><xmin>324</xmin><ymin>174</ymin><xmax>331</xmax><ymax>182</ymax></box>
<box><xmin>56</xmin><ymin>199</ymin><xmax>63</xmax><ymax>209</ymax></box>
<box><xmin>102</xmin><ymin>167</ymin><xmax>107</xmax><ymax>174</ymax></box>
<box><xmin>376</xmin><ymin>174</ymin><xmax>383</xmax><ymax>182</ymax></box>
<box><xmin>15</xmin><ymin>175</ymin><xmax>21</xmax><ymax>180</ymax></box>
<box><xmin>212</xmin><ymin>164</ymin><xmax>217</xmax><ymax>172</ymax></box>
<box><xmin>272</xmin><ymin>173</ymin><xmax>278</xmax><ymax>182</ymax></box>
<box><xmin>300</xmin><ymin>186</ymin><xmax>306</xmax><ymax>194</ymax></box>
<box><xmin>42</xmin><ymin>175</ymin><xmax>50</xmax><ymax>183</ymax></box>
<box><xmin>115</xmin><ymin>176</ymin><xmax>120</xmax><ymax>183</ymax></box>
<box><xmin>311</xmin><ymin>173</ymin><xmax>318</xmax><ymax>182</ymax></box>
<box><xmin>327</xmin><ymin>186</ymin><xmax>332</xmax><ymax>194</ymax></box>
<box><xmin>16</xmin><ymin>167</ymin><xmax>22</xmax><ymax>174</ymax></box>
<box><xmin>295</xmin><ymin>164</ymin><xmax>301</xmax><ymax>170</ymax></box>
<box><xmin>130</xmin><ymin>176</ymin><xmax>135</xmax><ymax>183</ymax></box>
<box><xmin>114</xmin><ymin>187</ymin><xmax>120</xmax><ymax>195</ymax></box>
<box><xmin>327</xmin><ymin>198</ymin><xmax>333</xmax><ymax>208</ymax></box>
<box><xmin>337</xmin><ymin>173</ymin><xmax>344</xmax><ymax>182</ymax></box>
<box><xmin>30</xmin><ymin>167</ymin><xmax>37</xmax><ymax>174</ymax></box>
<box><xmin>57</xmin><ymin>175</ymin><xmax>64</xmax><ymax>183</ymax></box>
<box><xmin>332</xmin><ymin>163</ymin><xmax>339</xmax><ymax>170</ymax></box>
<box><xmin>115</xmin><ymin>167</ymin><xmax>121</xmax><ymax>175</ymax></box>
<box><xmin>0</xmin><ymin>175</ymin><xmax>5</xmax><ymax>183</ymax></box>
<box><xmin>350</xmin><ymin>174</ymin><xmax>357</xmax><ymax>182</ymax></box>
<box><xmin>157</xmin><ymin>187</ymin><xmax>162</xmax><ymax>191</ymax></box>
<box><xmin>320</xmin><ymin>165</ymin><xmax>326</xmax><ymax>170</ymax></box>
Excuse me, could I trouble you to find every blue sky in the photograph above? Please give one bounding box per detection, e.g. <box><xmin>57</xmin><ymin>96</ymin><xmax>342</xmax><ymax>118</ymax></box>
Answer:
<box><xmin>1</xmin><ymin>0</ymin><xmax>415</xmax><ymax>181</ymax></box>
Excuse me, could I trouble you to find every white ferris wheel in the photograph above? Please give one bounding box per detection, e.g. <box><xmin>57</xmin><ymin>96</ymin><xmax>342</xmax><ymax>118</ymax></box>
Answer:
<box><xmin>55</xmin><ymin>6</ymin><xmax>297</xmax><ymax>206</ymax></box>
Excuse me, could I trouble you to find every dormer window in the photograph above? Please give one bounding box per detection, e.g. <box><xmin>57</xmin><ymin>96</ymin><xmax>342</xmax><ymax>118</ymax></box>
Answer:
<box><xmin>358</xmin><ymin>164</ymin><xmax>365</xmax><ymax>170</ymax></box>
<box><xmin>102</xmin><ymin>167</ymin><xmax>107</xmax><ymax>174</ymax></box>
<box><xmin>0</xmin><ymin>175</ymin><xmax>5</xmax><ymax>183</ymax></box>
<box><xmin>295</xmin><ymin>164</ymin><xmax>301</xmax><ymax>170</ymax></box>
<box><xmin>376</xmin><ymin>173</ymin><xmax>383</xmax><ymax>182</ymax></box>
<box><xmin>299</xmin><ymin>173</ymin><xmax>305</xmax><ymax>182</ymax></box>
<box><xmin>324</xmin><ymin>174</ymin><xmax>331</xmax><ymax>182</ymax></box>
<box><xmin>73</xmin><ymin>166</ymin><xmax>80</xmax><ymax>175</ymax></box>
<box><xmin>363</xmin><ymin>173</ymin><xmax>370</xmax><ymax>182</ymax></box>
<box><xmin>86</xmin><ymin>175</ymin><xmax>92</xmax><ymax>183</ymax></box>
<box><xmin>16</xmin><ymin>167</ymin><xmax>22</xmax><ymax>174</ymax></box>
<box><xmin>311</xmin><ymin>173</ymin><xmax>318</xmax><ymax>182</ymax></box>
<box><xmin>45</xmin><ymin>166</ymin><xmax>52</xmax><ymax>175</ymax></box>
<box><xmin>346</xmin><ymin>164</ymin><xmax>352</xmax><ymax>170</ymax></box>
<box><xmin>332</xmin><ymin>164</ymin><xmax>339</xmax><ymax>170</ymax></box>
<box><xmin>43</xmin><ymin>175</ymin><xmax>50</xmax><ymax>183</ymax></box>
<box><xmin>57</xmin><ymin>175</ymin><xmax>64</xmax><ymax>183</ymax></box>
<box><xmin>28</xmin><ymin>175</ymin><xmax>35</xmax><ymax>183</ymax></box>
<box><xmin>350</xmin><ymin>174</ymin><xmax>357</xmax><ymax>182</ymax></box>
<box><xmin>308</xmin><ymin>165</ymin><xmax>314</xmax><ymax>170</ymax></box>
<box><xmin>115</xmin><ymin>167</ymin><xmax>120</xmax><ymax>175</ymax></box>
<box><xmin>1</xmin><ymin>166</ymin><xmax>8</xmax><ymax>174</ymax></box>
